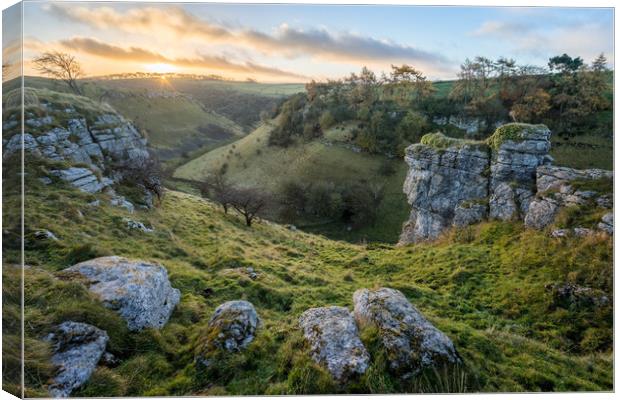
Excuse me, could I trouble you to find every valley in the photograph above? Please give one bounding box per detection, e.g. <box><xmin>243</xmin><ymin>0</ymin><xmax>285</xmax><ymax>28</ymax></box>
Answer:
<box><xmin>2</xmin><ymin>59</ymin><xmax>614</xmax><ymax>397</ymax></box>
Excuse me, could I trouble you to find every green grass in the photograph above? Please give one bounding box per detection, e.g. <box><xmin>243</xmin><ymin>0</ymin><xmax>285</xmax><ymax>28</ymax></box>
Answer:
<box><xmin>2</xmin><ymin>154</ymin><xmax>612</xmax><ymax>396</ymax></box>
<box><xmin>550</xmin><ymin>134</ymin><xmax>613</xmax><ymax>170</ymax></box>
<box><xmin>105</xmin><ymin>93</ymin><xmax>244</xmax><ymax>153</ymax></box>
<box><xmin>173</xmin><ymin>120</ymin><xmax>410</xmax><ymax>243</ymax></box>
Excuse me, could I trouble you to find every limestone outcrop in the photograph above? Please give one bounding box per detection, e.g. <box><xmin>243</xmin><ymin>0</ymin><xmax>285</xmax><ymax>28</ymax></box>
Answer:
<box><xmin>63</xmin><ymin>256</ymin><xmax>180</xmax><ymax>331</ymax></box>
<box><xmin>524</xmin><ymin>165</ymin><xmax>613</xmax><ymax>229</ymax></box>
<box><xmin>353</xmin><ymin>288</ymin><xmax>460</xmax><ymax>378</ymax></box>
<box><xmin>400</xmin><ymin>133</ymin><xmax>490</xmax><ymax>243</ymax></box>
<box><xmin>46</xmin><ymin>321</ymin><xmax>109</xmax><ymax>397</ymax></box>
<box><xmin>299</xmin><ymin>306</ymin><xmax>370</xmax><ymax>382</ymax></box>
<box><xmin>399</xmin><ymin>124</ymin><xmax>613</xmax><ymax>244</ymax></box>
<box><xmin>2</xmin><ymin>89</ymin><xmax>151</xmax><ymax>195</ymax></box>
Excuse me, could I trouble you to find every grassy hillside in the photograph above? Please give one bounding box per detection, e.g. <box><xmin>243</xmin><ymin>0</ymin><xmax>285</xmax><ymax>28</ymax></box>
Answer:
<box><xmin>95</xmin><ymin>78</ymin><xmax>304</xmax><ymax>131</ymax></box>
<box><xmin>13</xmin><ymin>77</ymin><xmax>303</xmax><ymax>167</ymax></box>
<box><xmin>174</xmin><ymin>120</ymin><xmax>410</xmax><ymax>243</ymax></box>
<box><xmin>103</xmin><ymin>92</ymin><xmax>245</xmax><ymax>161</ymax></box>
<box><xmin>550</xmin><ymin>133</ymin><xmax>613</xmax><ymax>170</ymax></box>
<box><xmin>2</xmin><ymin>156</ymin><xmax>613</xmax><ymax>396</ymax></box>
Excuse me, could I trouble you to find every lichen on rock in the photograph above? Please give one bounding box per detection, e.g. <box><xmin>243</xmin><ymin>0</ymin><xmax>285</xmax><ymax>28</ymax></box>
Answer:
<box><xmin>399</xmin><ymin>123</ymin><xmax>613</xmax><ymax>243</ymax></box>
<box><xmin>197</xmin><ymin>300</ymin><xmax>260</xmax><ymax>365</ymax></box>
<box><xmin>299</xmin><ymin>306</ymin><xmax>370</xmax><ymax>382</ymax></box>
<box><xmin>46</xmin><ymin>321</ymin><xmax>109</xmax><ymax>398</ymax></box>
<box><xmin>62</xmin><ymin>256</ymin><xmax>180</xmax><ymax>331</ymax></box>
<box><xmin>353</xmin><ymin>288</ymin><xmax>460</xmax><ymax>378</ymax></box>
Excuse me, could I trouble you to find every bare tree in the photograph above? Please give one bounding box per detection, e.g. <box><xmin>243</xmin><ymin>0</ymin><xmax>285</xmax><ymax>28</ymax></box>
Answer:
<box><xmin>229</xmin><ymin>188</ymin><xmax>267</xmax><ymax>227</ymax></box>
<box><xmin>33</xmin><ymin>51</ymin><xmax>83</xmax><ymax>94</ymax></box>
<box><xmin>113</xmin><ymin>152</ymin><xmax>165</xmax><ymax>205</ymax></box>
<box><xmin>200</xmin><ymin>171</ymin><xmax>234</xmax><ymax>214</ymax></box>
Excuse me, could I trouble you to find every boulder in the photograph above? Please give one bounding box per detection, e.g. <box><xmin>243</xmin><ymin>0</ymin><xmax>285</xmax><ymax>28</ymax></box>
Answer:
<box><xmin>123</xmin><ymin>218</ymin><xmax>154</xmax><ymax>233</ymax></box>
<box><xmin>299</xmin><ymin>306</ymin><xmax>369</xmax><ymax>382</ymax></box>
<box><xmin>353</xmin><ymin>288</ymin><xmax>459</xmax><ymax>378</ymax></box>
<box><xmin>63</xmin><ymin>256</ymin><xmax>180</xmax><ymax>331</ymax></box>
<box><xmin>547</xmin><ymin>283</ymin><xmax>609</xmax><ymax>308</ymax></box>
<box><xmin>598</xmin><ymin>213</ymin><xmax>613</xmax><ymax>235</ymax></box>
<box><xmin>535</xmin><ymin>165</ymin><xmax>612</xmax><ymax>193</ymax></box>
<box><xmin>573</xmin><ymin>227</ymin><xmax>595</xmax><ymax>237</ymax></box>
<box><xmin>550</xmin><ymin>229</ymin><xmax>570</xmax><ymax>238</ymax></box>
<box><xmin>524</xmin><ymin>165</ymin><xmax>613</xmax><ymax>229</ymax></box>
<box><xmin>110</xmin><ymin>195</ymin><xmax>135</xmax><ymax>213</ymax></box>
<box><xmin>200</xmin><ymin>300</ymin><xmax>259</xmax><ymax>357</ymax></box>
<box><xmin>34</xmin><ymin>229</ymin><xmax>59</xmax><ymax>242</ymax></box>
<box><xmin>46</xmin><ymin>321</ymin><xmax>108</xmax><ymax>398</ymax></box>
<box><xmin>524</xmin><ymin>197</ymin><xmax>560</xmax><ymax>229</ymax></box>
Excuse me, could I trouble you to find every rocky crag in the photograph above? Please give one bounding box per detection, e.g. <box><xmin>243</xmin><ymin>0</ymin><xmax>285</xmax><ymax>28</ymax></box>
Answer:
<box><xmin>2</xmin><ymin>88</ymin><xmax>154</xmax><ymax>207</ymax></box>
<box><xmin>400</xmin><ymin>124</ymin><xmax>613</xmax><ymax>244</ymax></box>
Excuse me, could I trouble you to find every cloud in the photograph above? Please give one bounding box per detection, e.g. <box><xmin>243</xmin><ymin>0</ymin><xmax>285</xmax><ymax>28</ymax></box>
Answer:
<box><xmin>470</xmin><ymin>21</ymin><xmax>530</xmax><ymax>37</ymax></box>
<box><xmin>58</xmin><ymin>37</ymin><xmax>309</xmax><ymax>80</ymax></box>
<box><xmin>470</xmin><ymin>19</ymin><xmax>613</xmax><ymax>63</ymax></box>
<box><xmin>47</xmin><ymin>3</ymin><xmax>451</xmax><ymax>72</ymax></box>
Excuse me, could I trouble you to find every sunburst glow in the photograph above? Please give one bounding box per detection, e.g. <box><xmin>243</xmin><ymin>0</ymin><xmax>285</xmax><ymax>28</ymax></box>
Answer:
<box><xmin>145</xmin><ymin>63</ymin><xmax>177</xmax><ymax>73</ymax></box>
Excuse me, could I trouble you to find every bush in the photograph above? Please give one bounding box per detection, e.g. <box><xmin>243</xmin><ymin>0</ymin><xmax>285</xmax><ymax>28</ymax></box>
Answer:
<box><xmin>319</xmin><ymin>110</ymin><xmax>336</xmax><ymax>130</ymax></box>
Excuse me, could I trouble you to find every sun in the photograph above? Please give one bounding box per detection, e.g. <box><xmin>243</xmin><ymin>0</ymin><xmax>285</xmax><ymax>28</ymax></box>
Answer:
<box><xmin>145</xmin><ymin>63</ymin><xmax>177</xmax><ymax>74</ymax></box>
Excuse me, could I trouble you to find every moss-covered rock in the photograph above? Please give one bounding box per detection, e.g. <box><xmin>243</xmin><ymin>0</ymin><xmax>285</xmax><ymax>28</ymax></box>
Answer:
<box><xmin>420</xmin><ymin>132</ymin><xmax>487</xmax><ymax>151</ymax></box>
<box><xmin>486</xmin><ymin>123</ymin><xmax>549</xmax><ymax>150</ymax></box>
<box><xmin>197</xmin><ymin>300</ymin><xmax>260</xmax><ymax>364</ymax></box>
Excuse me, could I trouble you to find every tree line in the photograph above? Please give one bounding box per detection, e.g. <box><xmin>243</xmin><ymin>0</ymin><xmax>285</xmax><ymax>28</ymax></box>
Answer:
<box><xmin>200</xmin><ymin>169</ymin><xmax>385</xmax><ymax>229</ymax></box>
<box><xmin>267</xmin><ymin>53</ymin><xmax>611</xmax><ymax>157</ymax></box>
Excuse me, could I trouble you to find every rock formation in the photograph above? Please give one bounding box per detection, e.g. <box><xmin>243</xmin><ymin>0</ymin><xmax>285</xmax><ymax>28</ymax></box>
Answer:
<box><xmin>63</xmin><ymin>256</ymin><xmax>180</xmax><ymax>331</ymax></box>
<box><xmin>298</xmin><ymin>306</ymin><xmax>370</xmax><ymax>382</ymax></box>
<box><xmin>2</xmin><ymin>89</ymin><xmax>151</xmax><ymax>195</ymax></box>
<box><xmin>399</xmin><ymin>133</ymin><xmax>490</xmax><ymax>243</ymax></box>
<box><xmin>524</xmin><ymin>165</ymin><xmax>613</xmax><ymax>229</ymax></box>
<box><xmin>46</xmin><ymin>321</ymin><xmax>109</xmax><ymax>397</ymax></box>
<box><xmin>353</xmin><ymin>288</ymin><xmax>460</xmax><ymax>378</ymax></box>
<box><xmin>400</xmin><ymin>124</ymin><xmax>613</xmax><ymax>244</ymax></box>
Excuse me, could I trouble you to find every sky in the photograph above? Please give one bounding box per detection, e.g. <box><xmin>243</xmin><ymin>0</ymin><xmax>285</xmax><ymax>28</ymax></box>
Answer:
<box><xmin>2</xmin><ymin>2</ymin><xmax>615</xmax><ymax>82</ymax></box>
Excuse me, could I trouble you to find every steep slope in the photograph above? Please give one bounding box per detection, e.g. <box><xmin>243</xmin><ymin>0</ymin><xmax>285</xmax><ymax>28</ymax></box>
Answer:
<box><xmin>3</xmin><ymin>156</ymin><xmax>613</xmax><ymax>396</ymax></box>
<box><xmin>103</xmin><ymin>90</ymin><xmax>245</xmax><ymax>161</ymax></box>
<box><xmin>173</xmin><ymin>120</ymin><xmax>410</xmax><ymax>243</ymax></box>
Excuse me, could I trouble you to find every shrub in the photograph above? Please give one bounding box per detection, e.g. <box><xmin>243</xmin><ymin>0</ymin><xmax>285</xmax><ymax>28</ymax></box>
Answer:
<box><xmin>319</xmin><ymin>110</ymin><xmax>336</xmax><ymax>130</ymax></box>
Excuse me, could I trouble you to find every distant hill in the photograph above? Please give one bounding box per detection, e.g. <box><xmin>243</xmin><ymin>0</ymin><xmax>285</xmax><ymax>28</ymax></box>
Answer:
<box><xmin>13</xmin><ymin>76</ymin><xmax>304</xmax><ymax>167</ymax></box>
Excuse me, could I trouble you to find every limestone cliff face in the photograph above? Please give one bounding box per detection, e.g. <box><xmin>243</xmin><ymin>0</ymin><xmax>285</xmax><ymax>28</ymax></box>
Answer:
<box><xmin>488</xmin><ymin>124</ymin><xmax>552</xmax><ymax>220</ymax></box>
<box><xmin>399</xmin><ymin>124</ymin><xmax>612</xmax><ymax>245</ymax></box>
<box><xmin>400</xmin><ymin>138</ymin><xmax>490</xmax><ymax>244</ymax></box>
<box><xmin>2</xmin><ymin>88</ymin><xmax>150</xmax><ymax>194</ymax></box>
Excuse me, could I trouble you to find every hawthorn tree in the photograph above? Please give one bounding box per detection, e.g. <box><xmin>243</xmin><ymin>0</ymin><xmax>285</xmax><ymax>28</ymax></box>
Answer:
<box><xmin>229</xmin><ymin>187</ymin><xmax>267</xmax><ymax>227</ymax></box>
<box><xmin>33</xmin><ymin>51</ymin><xmax>83</xmax><ymax>94</ymax></box>
<box><xmin>200</xmin><ymin>171</ymin><xmax>234</xmax><ymax>214</ymax></box>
